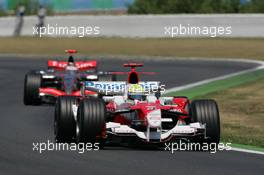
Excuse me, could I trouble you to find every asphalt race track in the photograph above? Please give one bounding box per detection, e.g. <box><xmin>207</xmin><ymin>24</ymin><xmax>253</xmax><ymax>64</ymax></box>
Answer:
<box><xmin>0</xmin><ymin>56</ymin><xmax>263</xmax><ymax>175</ymax></box>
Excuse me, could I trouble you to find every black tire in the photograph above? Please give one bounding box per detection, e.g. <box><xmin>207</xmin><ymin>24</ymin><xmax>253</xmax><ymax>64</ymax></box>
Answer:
<box><xmin>191</xmin><ymin>99</ymin><xmax>220</xmax><ymax>144</ymax></box>
<box><xmin>77</xmin><ymin>98</ymin><xmax>106</xmax><ymax>144</ymax></box>
<box><xmin>98</xmin><ymin>74</ymin><xmax>116</xmax><ymax>81</ymax></box>
<box><xmin>23</xmin><ymin>72</ymin><xmax>42</xmax><ymax>105</ymax></box>
<box><xmin>54</xmin><ymin>96</ymin><xmax>77</xmax><ymax>143</ymax></box>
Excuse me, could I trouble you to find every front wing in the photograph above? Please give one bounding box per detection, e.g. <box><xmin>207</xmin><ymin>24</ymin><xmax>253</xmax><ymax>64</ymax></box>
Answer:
<box><xmin>106</xmin><ymin>122</ymin><xmax>206</xmax><ymax>143</ymax></box>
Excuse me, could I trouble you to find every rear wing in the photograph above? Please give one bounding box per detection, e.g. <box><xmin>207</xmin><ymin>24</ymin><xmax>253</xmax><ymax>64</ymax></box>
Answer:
<box><xmin>47</xmin><ymin>60</ymin><xmax>97</xmax><ymax>71</ymax></box>
<box><xmin>109</xmin><ymin>63</ymin><xmax>155</xmax><ymax>75</ymax></box>
<box><xmin>75</xmin><ymin>61</ymin><xmax>97</xmax><ymax>70</ymax></box>
<box><xmin>108</xmin><ymin>63</ymin><xmax>156</xmax><ymax>84</ymax></box>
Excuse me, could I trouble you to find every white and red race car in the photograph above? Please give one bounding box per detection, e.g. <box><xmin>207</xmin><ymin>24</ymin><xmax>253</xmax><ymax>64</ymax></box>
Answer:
<box><xmin>24</xmin><ymin>49</ymin><xmax>115</xmax><ymax>105</ymax></box>
<box><xmin>54</xmin><ymin>63</ymin><xmax>220</xmax><ymax>147</ymax></box>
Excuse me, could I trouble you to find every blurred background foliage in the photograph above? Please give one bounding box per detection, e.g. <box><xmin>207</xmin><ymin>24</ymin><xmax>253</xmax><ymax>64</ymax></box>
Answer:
<box><xmin>0</xmin><ymin>0</ymin><xmax>263</xmax><ymax>16</ymax></box>
<box><xmin>128</xmin><ymin>0</ymin><xmax>264</xmax><ymax>14</ymax></box>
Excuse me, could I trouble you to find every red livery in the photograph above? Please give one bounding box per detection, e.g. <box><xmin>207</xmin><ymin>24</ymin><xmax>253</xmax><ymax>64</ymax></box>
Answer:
<box><xmin>54</xmin><ymin>63</ymin><xmax>220</xmax><ymax>148</ymax></box>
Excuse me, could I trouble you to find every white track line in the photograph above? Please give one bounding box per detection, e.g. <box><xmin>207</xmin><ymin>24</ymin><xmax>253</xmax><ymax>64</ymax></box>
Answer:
<box><xmin>165</xmin><ymin>58</ymin><xmax>264</xmax><ymax>155</ymax></box>
<box><xmin>231</xmin><ymin>147</ymin><xmax>264</xmax><ymax>155</ymax></box>
<box><xmin>165</xmin><ymin>59</ymin><xmax>264</xmax><ymax>94</ymax></box>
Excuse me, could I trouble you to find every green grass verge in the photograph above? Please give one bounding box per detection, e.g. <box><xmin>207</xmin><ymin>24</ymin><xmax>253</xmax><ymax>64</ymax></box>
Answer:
<box><xmin>166</xmin><ymin>69</ymin><xmax>264</xmax><ymax>98</ymax></box>
<box><xmin>166</xmin><ymin>69</ymin><xmax>264</xmax><ymax>149</ymax></box>
<box><xmin>0</xmin><ymin>37</ymin><xmax>264</xmax><ymax>60</ymax></box>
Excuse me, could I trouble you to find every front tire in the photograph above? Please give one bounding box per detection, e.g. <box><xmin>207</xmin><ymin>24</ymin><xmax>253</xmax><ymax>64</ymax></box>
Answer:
<box><xmin>76</xmin><ymin>98</ymin><xmax>106</xmax><ymax>145</ymax></box>
<box><xmin>54</xmin><ymin>96</ymin><xmax>77</xmax><ymax>143</ymax></box>
<box><xmin>23</xmin><ymin>72</ymin><xmax>42</xmax><ymax>105</ymax></box>
<box><xmin>191</xmin><ymin>99</ymin><xmax>220</xmax><ymax>144</ymax></box>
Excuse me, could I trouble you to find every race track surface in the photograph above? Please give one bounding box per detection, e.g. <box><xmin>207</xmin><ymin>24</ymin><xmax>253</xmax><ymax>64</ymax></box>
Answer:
<box><xmin>0</xmin><ymin>56</ymin><xmax>263</xmax><ymax>175</ymax></box>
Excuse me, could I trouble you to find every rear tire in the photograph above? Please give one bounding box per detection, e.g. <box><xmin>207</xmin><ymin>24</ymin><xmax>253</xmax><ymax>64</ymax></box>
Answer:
<box><xmin>23</xmin><ymin>72</ymin><xmax>42</xmax><ymax>105</ymax></box>
<box><xmin>191</xmin><ymin>99</ymin><xmax>220</xmax><ymax>144</ymax></box>
<box><xmin>54</xmin><ymin>96</ymin><xmax>77</xmax><ymax>143</ymax></box>
<box><xmin>98</xmin><ymin>74</ymin><xmax>116</xmax><ymax>81</ymax></box>
<box><xmin>76</xmin><ymin>98</ymin><xmax>106</xmax><ymax>146</ymax></box>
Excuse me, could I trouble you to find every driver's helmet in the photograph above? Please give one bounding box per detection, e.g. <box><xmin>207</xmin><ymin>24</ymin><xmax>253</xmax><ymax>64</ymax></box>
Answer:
<box><xmin>128</xmin><ymin>84</ymin><xmax>146</xmax><ymax>101</ymax></box>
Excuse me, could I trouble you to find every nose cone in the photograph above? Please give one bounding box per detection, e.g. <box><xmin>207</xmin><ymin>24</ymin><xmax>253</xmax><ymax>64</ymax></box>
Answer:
<box><xmin>147</xmin><ymin>109</ymin><xmax>162</xmax><ymax>128</ymax></box>
<box><xmin>64</xmin><ymin>72</ymin><xmax>77</xmax><ymax>94</ymax></box>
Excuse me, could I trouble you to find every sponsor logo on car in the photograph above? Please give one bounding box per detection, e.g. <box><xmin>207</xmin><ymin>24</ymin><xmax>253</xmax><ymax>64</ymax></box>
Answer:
<box><xmin>85</xmin><ymin>81</ymin><xmax>160</xmax><ymax>92</ymax></box>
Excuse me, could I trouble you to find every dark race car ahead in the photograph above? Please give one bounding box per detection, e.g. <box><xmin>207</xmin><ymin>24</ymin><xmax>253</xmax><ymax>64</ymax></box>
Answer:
<box><xmin>24</xmin><ymin>50</ymin><xmax>115</xmax><ymax>105</ymax></box>
<box><xmin>54</xmin><ymin>63</ymin><xmax>220</xmax><ymax>149</ymax></box>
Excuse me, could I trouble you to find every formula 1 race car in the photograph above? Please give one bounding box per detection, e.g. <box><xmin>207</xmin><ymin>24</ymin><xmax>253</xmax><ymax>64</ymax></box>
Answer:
<box><xmin>54</xmin><ymin>63</ymin><xmax>220</xmax><ymax>147</ymax></box>
<box><xmin>23</xmin><ymin>50</ymin><xmax>115</xmax><ymax>105</ymax></box>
